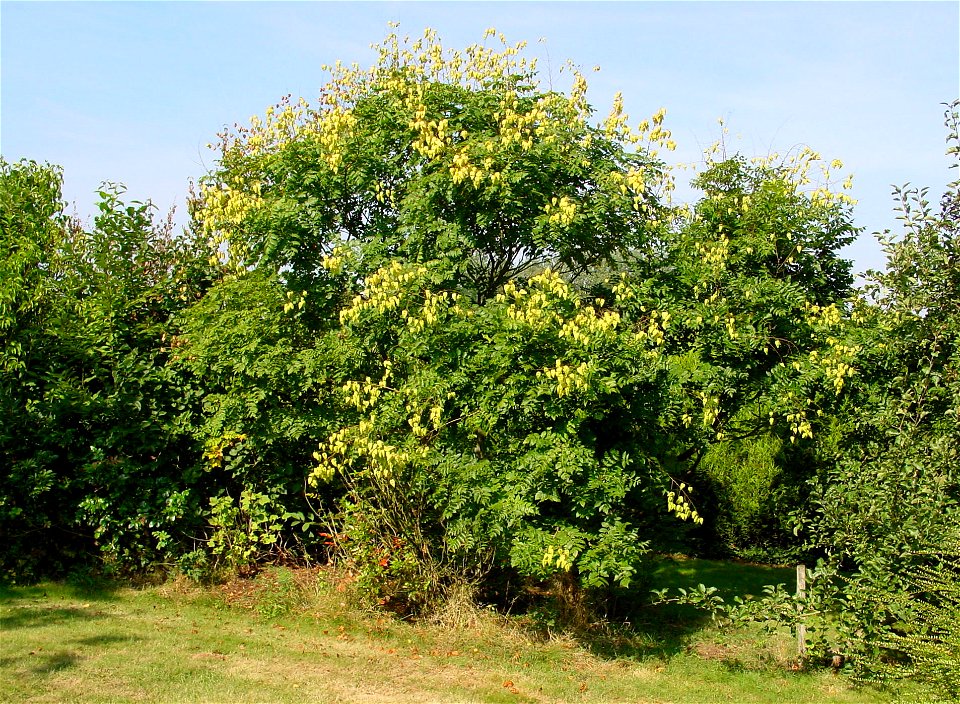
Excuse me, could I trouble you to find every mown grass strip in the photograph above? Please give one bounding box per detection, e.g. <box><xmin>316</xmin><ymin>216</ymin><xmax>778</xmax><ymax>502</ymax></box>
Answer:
<box><xmin>0</xmin><ymin>567</ymin><xmax>890</xmax><ymax>704</ymax></box>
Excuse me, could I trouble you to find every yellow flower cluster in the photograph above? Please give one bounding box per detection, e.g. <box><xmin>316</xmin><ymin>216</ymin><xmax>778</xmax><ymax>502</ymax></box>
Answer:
<box><xmin>497</xmin><ymin>272</ymin><xmax>623</xmax><ymax>354</ymax></box>
<box><xmin>339</xmin><ymin>261</ymin><xmax>429</xmax><ymax>324</ymax></box>
<box><xmin>605</xmin><ymin>168</ymin><xmax>650</xmax><ymax>209</ymax></box>
<box><xmin>699</xmin><ymin>393</ymin><xmax>720</xmax><ymax>428</ymax></box>
<box><xmin>611</xmin><ymin>274</ymin><xmax>646</xmax><ymax>306</ymax></box>
<box><xmin>752</xmin><ymin>145</ymin><xmax>857</xmax><ymax>206</ymax></box>
<box><xmin>496</xmin><ymin>92</ymin><xmax>548</xmax><ymax>150</ymax></box>
<box><xmin>202</xmin><ymin>25</ymin><xmax>683</xmax><ymax>248</ymax></box>
<box><xmin>540</xmin><ymin>358</ymin><xmax>592</xmax><ymax>397</ymax></box>
<box><xmin>203</xmin><ymin>432</ymin><xmax>247</xmax><ymax>470</ymax></box>
<box><xmin>603</xmin><ymin>91</ymin><xmax>629</xmax><ymax>137</ymax></box>
<box><xmin>695</xmin><ymin>235</ymin><xmax>731</xmax><ymax>274</ymax></box>
<box><xmin>558</xmin><ymin>307</ymin><xmax>621</xmax><ymax>348</ymax></box>
<box><xmin>542</xmin><ymin>545</ymin><xmax>575</xmax><ymax>571</ymax></box>
<box><xmin>282</xmin><ymin>290</ymin><xmax>307</xmax><ymax>314</ymax></box>
<box><xmin>804</xmin><ymin>302</ymin><xmax>843</xmax><ymax>328</ymax></box>
<box><xmin>545</xmin><ymin>195</ymin><xmax>577</xmax><ymax>226</ymax></box>
<box><xmin>360</xmin><ymin>435</ymin><xmax>409</xmax><ymax>476</ymax></box>
<box><xmin>404</xmin><ymin>289</ymin><xmax>458</xmax><ymax>334</ymax></box>
<box><xmin>315</xmin><ymin>107</ymin><xmax>359</xmax><ymax>173</ymax></box>
<box><xmin>666</xmin><ymin>483</ymin><xmax>703</xmax><ymax>525</ymax></box>
<box><xmin>311</xmin><ymin>427</ymin><xmax>352</xmax><ymax>483</ymax></box>
<box><xmin>344</xmin><ymin>378</ymin><xmax>385</xmax><ymax>412</ymax></box>
<box><xmin>636</xmin><ymin>309</ymin><xmax>670</xmax><ymax>347</ymax></box>
<box><xmin>810</xmin><ymin>340</ymin><xmax>860</xmax><ymax>393</ymax></box>
<box><xmin>527</xmin><ymin>269</ymin><xmax>573</xmax><ymax>298</ymax></box>
<box><xmin>311</xmin><ymin>418</ymin><xmax>428</xmax><ymax>486</ymax></box>
<box><xmin>628</xmin><ymin>167</ymin><xmax>651</xmax><ymax>205</ymax></box>
<box><xmin>449</xmin><ymin>150</ymin><xmax>487</xmax><ymax>187</ymax></box>
<box><xmin>372</xmin><ymin>27</ymin><xmax>536</xmax><ymax>92</ymax></box>
<box><xmin>338</xmin><ymin>261</ymin><xmax>460</xmax><ymax>334</ymax></box>
<box><xmin>498</xmin><ymin>275</ymin><xmax>563</xmax><ymax>328</ymax></box>
<box><xmin>724</xmin><ymin>312</ymin><xmax>739</xmax><ymax>340</ymax></box>
<box><xmin>784</xmin><ymin>408</ymin><xmax>814</xmax><ymax>443</ymax></box>
<box><xmin>567</xmin><ymin>67</ymin><xmax>591</xmax><ymax>120</ymax></box>
<box><xmin>410</xmin><ymin>106</ymin><xmax>454</xmax><ymax>159</ymax></box>
<box><xmin>407</xmin><ymin>400</ymin><xmax>445</xmax><ymax>439</ymax></box>
<box><xmin>351</xmin><ymin>31</ymin><xmax>571</xmax><ymax>187</ymax></box>
<box><xmin>637</xmin><ymin>107</ymin><xmax>677</xmax><ymax>153</ymax></box>
<box><xmin>320</xmin><ymin>245</ymin><xmax>353</xmax><ymax>275</ymax></box>
<box><xmin>801</xmin><ymin>302</ymin><xmax>858</xmax><ymax>393</ymax></box>
<box><xmin>208</xmin><ymin>97</ymin><xmax>309</xmax><ymax>160</ymax></box>
<box><xmin>373</xmin><ymin>180</ymin><xmax>397</xmax><ymax>206</ymax></box>
<box><xmin>197</xmin><ymin>178</ymin><xmax>263</xmax><ymax>242</ymax></box>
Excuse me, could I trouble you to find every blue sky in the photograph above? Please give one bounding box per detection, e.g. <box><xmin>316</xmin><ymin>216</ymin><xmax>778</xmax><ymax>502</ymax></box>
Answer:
<box><xmin>2</xmin><ymin>1</ymin><xmax>957</xmax><ymax>274</ymax></box>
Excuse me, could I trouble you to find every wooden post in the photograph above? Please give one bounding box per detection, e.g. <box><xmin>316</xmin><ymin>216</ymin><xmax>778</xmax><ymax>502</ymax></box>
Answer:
<box><xmin>796</xmin><ymin>564</ymin><xmax>807</xmax><ymax>660</ymax></box>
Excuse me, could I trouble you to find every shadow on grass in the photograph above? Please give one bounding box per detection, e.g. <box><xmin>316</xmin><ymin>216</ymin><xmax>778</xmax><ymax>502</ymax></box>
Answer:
<box><xmin>573</xmin><ymin>602</ymin><xmax>715</xmax><ymax>661</ymax></box>
<box><xmin>0</xmin><ymin>579</ymin><xmax>125</xmax><ymax>632</ymax></box>
<box><xmin>650</xmin><ymin>555</ymin><xmax>796</xmax><ymax>601</ymax></box>
<box><xmin>71</xmin><ymin>633</ymin><xmax>139</xmax><ymax>647</ymax></box>
<box><xmin>0</xmin><ymin>631</ymin><xmax>141</xmax><ymax>679</ymax></box>
<box><xmin>0</xmin><ymin>648</ymin><xmax>84</xmax><ymax>678</ymax></box>
<box><xmin>27</xmin><ymin>650</ymin><xmax>82</xmax><ymax>675</ymax></box>
<box><xmin>0</xmin><ymin>604</ymin><xmax>112</xmax><ymax>631</ymax></box>
<box><xmin>572</xmin><ymin>555</ymin><xmax>797</xmax><ymax>662</ymax></box>
<box><xmin>0</xmin><ymin>578</ymin><xmax>122</xmax><ymax>604</ymax></box>
<box><xmin>1</xmin><ymin>649</ymin><xmax>97</xmax><ymax>677</ymax></box>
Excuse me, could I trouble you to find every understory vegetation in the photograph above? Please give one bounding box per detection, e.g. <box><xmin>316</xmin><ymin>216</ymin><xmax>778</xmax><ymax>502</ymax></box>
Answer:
<box><xmin>2</xmin><ymin>28</ymin><xmax>957</xmax><ymax>701</ymax></box>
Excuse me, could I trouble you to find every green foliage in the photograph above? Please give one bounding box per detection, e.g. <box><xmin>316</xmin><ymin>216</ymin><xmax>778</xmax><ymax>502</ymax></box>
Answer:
<box><xmin>171</xmin><ymin>270</ymin><xmax>345</xmax><ymax>463</ymax></box>
<box><xmin>309</xmin><ymin>264</ymin><xmax>667</xmax><ymax>604</ymax></box>
<box><xmin>880</xmin><ymin>550</ymin><xmax>960</xmax><ymax>701</ymax></box>
<box><xmin>828</xmin><ymin>540</ymin><xmax>960</xmax><ymax>702</ymax></box>
<box><xmin>333</xmin><ymin>496</ymin><xmax>439</xmax><ymax>612</ymax></box>
<box><xmin>662</xmin><ymin>103</ymin><xmax>960</xmax><ymax>697</ymax></box>
<box><xmin>649</xmin><ymin>153</ymin><xmax>856</xmax><ymax>438</ymax></box>
<box><xmin>166</xmin><ymin>268</ymin><xmax>353</xmax><ymax>572</ymax></box>
<box><xmin>309</xmin><ymin>200</ymin><xmax>855</xmax><ymax>608</ymax></box>
<box><xmin>696</xmin><ymin>433</ymin><xmax>810</xmax><ymax>560</ymax></box>
<box><xmin>774</xmin><ymin>101</ymin><xmax>960</xmax><ymax>693</ymax></box>
<box><xmin>206</xmin><ymin>491</ymin><xmax>285</xmax><ymax>573</ymax></box>
<box><xmin>0</xmin><ymin>160</ymin><xmax>64</xmax><ymax>374</ymax></box>
<box><xmin>625</xmin><ymin>152</ymin><xmax>857</xmax><ymax>560</ymax></box>
<box><xmin>0</xmin><ymin>159</ymin><xmax>213</xmax><ymax>579</ymax></box>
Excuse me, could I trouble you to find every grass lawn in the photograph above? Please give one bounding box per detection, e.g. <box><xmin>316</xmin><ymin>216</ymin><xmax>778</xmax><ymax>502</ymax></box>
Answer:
<box><xmin>0</xmin><ymin>559</ymin><xmax>898</xmax><ymax>703</ymax></box>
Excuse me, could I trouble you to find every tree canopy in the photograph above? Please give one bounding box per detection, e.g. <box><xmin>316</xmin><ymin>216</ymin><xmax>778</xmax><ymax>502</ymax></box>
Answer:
<box><xmin>195</xmin><ymin>29</ymin><xmax>674</xmax><ymax>302</ymax></box>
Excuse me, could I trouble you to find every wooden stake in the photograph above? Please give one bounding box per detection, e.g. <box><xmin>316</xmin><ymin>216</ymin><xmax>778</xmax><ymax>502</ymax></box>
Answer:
<box><xmin>796</xmin><ymin>564</ymin><xmax>807</xmax><ymax>660</ymax></box>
